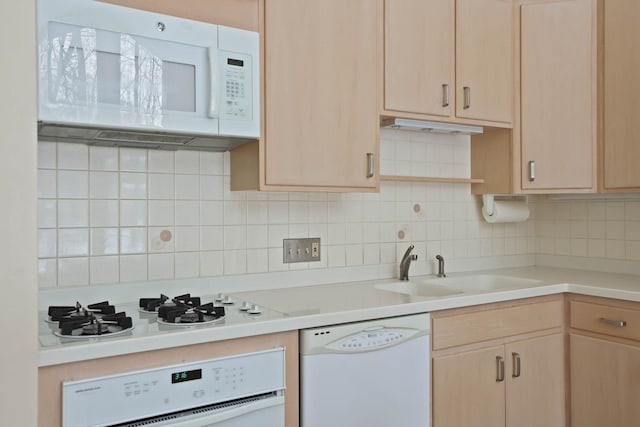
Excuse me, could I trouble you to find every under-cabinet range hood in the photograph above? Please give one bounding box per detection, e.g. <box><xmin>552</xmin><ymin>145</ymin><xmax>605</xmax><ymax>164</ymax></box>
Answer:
<box><xmin>381</xmin><ymin>118</ymin><xmax>483</xmax><ymax>135</ymax></box>
<box><xmin>37</xmin><ymin>0</ymin><xmax>259</xmax><ymax>152</ymax></box>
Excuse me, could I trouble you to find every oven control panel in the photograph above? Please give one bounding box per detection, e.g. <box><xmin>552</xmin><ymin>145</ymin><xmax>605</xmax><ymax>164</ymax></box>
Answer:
<box><xmin>62</xmin><ymin>348</ymin><xmax>284</xmax><ymax>427</ymax></box>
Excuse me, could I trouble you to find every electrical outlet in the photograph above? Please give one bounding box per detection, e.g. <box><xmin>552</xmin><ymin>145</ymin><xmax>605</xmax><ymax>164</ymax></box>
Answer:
<box><xmin>283</xmin><ymin>238</ymin><xmax>321</xmax><ymax>263</ymax></box>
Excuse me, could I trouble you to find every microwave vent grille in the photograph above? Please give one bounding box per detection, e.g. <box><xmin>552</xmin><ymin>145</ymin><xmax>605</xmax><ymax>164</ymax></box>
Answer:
<box><xmin>95</xmin><ymin>130</ymin><xmax>192</xmax><ymax>145</ymax></box>
<box><xmin>37</xmin><ymin>122</ymin><xmax>255</xmax><ymax>152</ymax></box>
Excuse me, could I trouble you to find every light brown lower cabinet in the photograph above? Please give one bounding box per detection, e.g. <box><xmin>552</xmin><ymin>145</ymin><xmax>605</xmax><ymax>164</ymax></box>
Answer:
<box><xmin>570</xmin><ymin>334</ymin><xmax>640</xmax><ymax>427</ymax></box>
<box><xmin>569</xmin><ymin>295</ymin><xmax>640</xmax><ymax>427</ymax></box>
<box><xmin>432</xmin><ymin>296</ymin><xmax>566</xmax><ymax>427</ymax></box>
<box><xmin>433</xmin><ymin>334</ymin><xmax>565</xmax><ymax>427</ymax></box>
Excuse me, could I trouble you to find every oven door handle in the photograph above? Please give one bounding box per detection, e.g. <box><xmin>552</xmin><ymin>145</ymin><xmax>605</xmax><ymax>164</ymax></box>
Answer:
<box><xmin>165</xmin><ymin>395</ymin><xmax>284</xmax><ymax>427</ymax></box>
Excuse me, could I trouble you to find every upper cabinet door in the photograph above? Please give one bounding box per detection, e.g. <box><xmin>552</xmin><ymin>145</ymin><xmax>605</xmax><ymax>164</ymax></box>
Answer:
<box><xmin>602</xmin><ymin>0</ymin><xmax>640</xmax><ymax>190</ymax></box>
<box><xmin>384</xmin><ymin>0</ymin><xmax>454</xmax><ymax>117</ymax></box>
<box><xmin>264</xmin><ymin>0</ymin><xmax>379</xmax><ymax>189</ymax></box>
<box><xmin>456</xmin><ymin>0</ymin><xmax>513</xmax><ymax>124</ymax></box>
<box><xmin>519</xmin><ymin>0</ymin><xmax>595</xmax><ymax>191</ymax></box>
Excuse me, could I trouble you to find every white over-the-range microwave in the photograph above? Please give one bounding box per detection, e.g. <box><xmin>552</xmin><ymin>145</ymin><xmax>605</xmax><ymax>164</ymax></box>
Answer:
<box><xmin>37</xmin><ymin>0</ymin><xmax>259</xmax><ymax>151</ymax></box>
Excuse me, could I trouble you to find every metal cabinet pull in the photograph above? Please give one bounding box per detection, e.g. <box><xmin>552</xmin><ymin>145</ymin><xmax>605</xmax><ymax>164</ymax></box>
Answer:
<box><xmin>528</xmin><ymin>160</ymin><xmax>536</xmax><ymax>182</ymax></box>
<box><xmin>599</xmin><ymin>317</ymin><xmax>627</xmax><ymax>327</ymax></box>
<box><xmin>463</xmin><ymin>86</ymin><xmax>471</xmax><ymax>109</ymax></box>
<box><xmin>512</xmin><ymin>352</ymin><xmax>521</xmax><ymax>378</ymax></box>
<box><xmin>442</xmin><ymin>84</ymin><xmax>450</xmax><ymax>107</ymax></box>
<box><xmin>496</xmin><ymin>356</ymin><xmax>505</xmax><ymax>382</ymax></box>
<box><xmin>366</xmin><ymin>153</ymin><xmax>375</xmax><ymax>178</ymax></box>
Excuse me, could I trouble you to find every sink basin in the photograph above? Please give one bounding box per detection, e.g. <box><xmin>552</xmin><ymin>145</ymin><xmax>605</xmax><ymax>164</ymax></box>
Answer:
<box><xmin>422</xmin><ymin>274</ymin><xmax>543</xmax><ymax>292</ymax></box>
<box><xmin>375</xmin><ymin>281</ymin><xmax>464</xmax><ymax>298</ymax></box>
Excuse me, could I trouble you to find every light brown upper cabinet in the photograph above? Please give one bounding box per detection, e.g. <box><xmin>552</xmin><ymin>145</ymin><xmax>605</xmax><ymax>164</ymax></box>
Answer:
<box><xmin>472</xmin><ymin>0</ymin><xmax>597</xmax><ymax>194</ymax></box>
<box><xmin>230</xmin><ymin>0</ymin><xmax>380</xmax><ymax>191</ymax></box>
<box><xmin>601</xmin><ymin>0</ymin><xmax>640</xmax><ymax>191</ymax></box>
<box><xmin>519</xmin><ymin>0</ymin><xmax>596</xmax><ymax>191</ymax></box>
<box><xmin>383</xmin><ymin>0</ymin><xmax>513</xmax><ymax>127</ymax></box>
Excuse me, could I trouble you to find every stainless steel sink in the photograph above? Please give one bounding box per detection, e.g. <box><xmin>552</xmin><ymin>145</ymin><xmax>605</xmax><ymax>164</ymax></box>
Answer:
<box><xmin>375</xmin><ymin>281</ymin><xmax>464</xmax><ymax>298</ymax></box>
<box><xmin>422</xmin><ymin>274</ymin><xmax>543</xmax><ymax>292</ymax></box>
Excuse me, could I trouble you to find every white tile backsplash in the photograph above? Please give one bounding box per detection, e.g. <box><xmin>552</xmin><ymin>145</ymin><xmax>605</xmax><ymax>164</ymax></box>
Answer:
<box><xmin>90</xmin><ymin>200</ymin><xmax>119</xmax><ymax>227</ymax></box>
<box><xmin>58</xmin><ymin>170</ymin><xmax>88</xmax><ymax>198</ymax></box>
<box><xmin>90</xmin><ymin>171</ymin><xmax>119</xmax><ymax>199</ymax></box>
<box><xmin>38</xmin><ymin>142</ymin><xmax>57</xmax><ymax>169</ymax></box>
<box><xmin>148</xmin><ymin>253</ymin><xmax>174</xmax><ymax>280</ymax></box>
<box><xmin>90</xmin><ymin>256</ymin><xmax>119</xmax><ymax>284</ymax></box>
<box><xmin>119</xmin><ymin>148</ymin><xmax>147</xmax><ymax>172</ymax></box>
<box><xmin>38</xmin><ymin>200</ymin><xmax>57</xmax><ymax>228</ymax></box>
<box><xmin>175</xmin><ymin>151</ymin><xmax>200</xmax><ymax>174</ymax></box>
<box><xmin>90</xmin><ymin>146</ymin><xmax>118</xmax><ymax>171</ymax></box>
<box><xmin>36</xmin><ymin>132</ymin><xmax>549</xmax><ymax>288</ymax></box>
<box><xmin>58</xmin><ymin>229</ymin><xmax>89</xmax><ymax>257</ymax></box>
<box><xmin>119</xmin><ymin>254</ymin><xmax>147</xmax><ymax>282</ymax></box>
<box><xmin>57</xmin><ymin>143</ymin><xmax>88</xmax><ymax>170</ymax></box>
<box><xmin>37</xmin><ymin>170</ymin><xmax>56</xmax><ymax>198</ymax></box>
<box><xmin>91</xmin><ymin>228</ymin><xmax>119</xmax><ymax>256</ymax></box>
<box><xmin>148</xmin><ymin>151</ymin><xmax>175</xmax><ymax>174</ymax></box>
<box><xmin>119</xmin><ymin>173</ymin><xmax>147</xmax><ymax>199</ymax></box>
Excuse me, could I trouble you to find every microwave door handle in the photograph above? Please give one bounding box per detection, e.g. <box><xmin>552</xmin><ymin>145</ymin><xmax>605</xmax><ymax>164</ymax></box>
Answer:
<box><xmin>207</xmin><ymin>47</ymin><xmax>219</xmax><ymax>119</ymax></box>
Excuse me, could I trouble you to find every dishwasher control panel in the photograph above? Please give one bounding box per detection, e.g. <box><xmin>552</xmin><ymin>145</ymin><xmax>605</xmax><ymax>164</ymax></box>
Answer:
<box><xmin>338</xmin><ymin>329</ymin><xmax>407</xmax><ymax>350</ymax></box>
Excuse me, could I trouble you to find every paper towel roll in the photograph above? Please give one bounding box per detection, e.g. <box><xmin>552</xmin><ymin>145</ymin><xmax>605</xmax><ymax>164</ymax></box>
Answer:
<box><xmin>482</xmin><ymin>200</ymin><xmax>530</xmax><ymax>223</ymax></box>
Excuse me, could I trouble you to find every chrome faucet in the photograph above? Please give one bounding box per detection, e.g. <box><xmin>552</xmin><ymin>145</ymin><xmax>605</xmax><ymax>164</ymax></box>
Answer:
<box><xmin>399</xmin><ymin>244</ymin><xmax>418</xmax><ymax>281</ymax></box>
<box><xmin>436</xmin><ymin>254</ymin><xmax>446</xmax><ymax>277</ymax></box>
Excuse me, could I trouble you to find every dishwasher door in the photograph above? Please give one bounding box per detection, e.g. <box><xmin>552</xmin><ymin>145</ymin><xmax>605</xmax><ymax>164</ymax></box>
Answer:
<box><xmin>300</xmin><ymin>313</ymin><xmax>430</xmax><ymax>427</ymax></box>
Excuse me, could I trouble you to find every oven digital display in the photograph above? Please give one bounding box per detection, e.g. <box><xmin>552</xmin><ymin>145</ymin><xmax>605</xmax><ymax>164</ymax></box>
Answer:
<box><xmin>171</xmin><ymin>368</ymin><xmax>202</xmax><ymax>384</ymax></box>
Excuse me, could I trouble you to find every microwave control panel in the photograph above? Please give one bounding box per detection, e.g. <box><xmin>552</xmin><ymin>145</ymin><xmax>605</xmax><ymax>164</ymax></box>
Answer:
<box><xmin>219</xmin><ymin>50</ymin><xmax>252</xmax><ymax>121</ymax></box>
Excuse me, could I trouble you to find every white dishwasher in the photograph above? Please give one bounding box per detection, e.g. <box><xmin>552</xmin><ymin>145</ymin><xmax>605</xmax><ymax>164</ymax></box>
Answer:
<box><xmin>300</xmin><ymin>313</ymin><xmax>430</xmax><ymax>427</ymax></box>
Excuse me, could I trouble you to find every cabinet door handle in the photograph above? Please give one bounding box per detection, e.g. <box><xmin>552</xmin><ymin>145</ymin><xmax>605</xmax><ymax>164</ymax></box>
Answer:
<box><xmin>463</xmin><ymin>86</ymin><xmax>471</xmax><ymax>109</ymax></box>
<box><xmin>442</xmin><ymin>84</ymin><xmax>450</xmax><ymax>108</ymax></box>
<box><xmin>512</xmin><ymin>352</ymin><xmax>521</xmax><ymax>378</ymax></box>
<box><xmin>599</xmin><ymin>317</ymin><xmax>627</xmax><ymax>327</ymax></box>
<box><xmin>528</xmin><ymin>160</ymin><xmax>536</xmax><ymax>182</ymax></box>
<box><xmin>366</xmin><ymin>153</ymin><xmax>375</xmax><ymax>178</ymax></box>
<box><xmin>496</xmin><ymin>356</ymin><xmax>505</xmax><ymax>382</ymax></box>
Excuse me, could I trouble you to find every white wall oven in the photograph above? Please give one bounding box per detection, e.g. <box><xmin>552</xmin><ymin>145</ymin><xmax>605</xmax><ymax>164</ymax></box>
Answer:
<box><xmin>37</xmin><ymin>0</ymin><xmax>259</xmax><ymax>151</ymax></box>
<box><xmin>62</xmin><ymin>349</ymin><xmax>285</xmax><ymax>427</ymax></box>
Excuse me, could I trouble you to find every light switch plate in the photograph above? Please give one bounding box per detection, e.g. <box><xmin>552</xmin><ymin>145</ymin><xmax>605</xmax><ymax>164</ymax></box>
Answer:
<box><xmin>283</xmin><ymin>238</ymin><xmax>321</xmax><ymax>263</ymax></box>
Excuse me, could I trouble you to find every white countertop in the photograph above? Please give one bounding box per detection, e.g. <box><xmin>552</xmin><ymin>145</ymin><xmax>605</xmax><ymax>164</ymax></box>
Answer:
<box><xmin>38</xmin><ymin>266</ymin><xmax>640</xmax><ymax>367</ymax></box>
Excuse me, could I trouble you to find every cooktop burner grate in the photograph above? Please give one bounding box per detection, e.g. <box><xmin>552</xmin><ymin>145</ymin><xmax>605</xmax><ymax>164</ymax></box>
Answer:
<box><xmin>47</xmin><ymin>301</ymin><xmax>134</xmax><ymax>338</ymax></box>
<box><xmin>147</xmin><ymin>295</ymin><xmax>227</xmax><ymax>326</ymax></box>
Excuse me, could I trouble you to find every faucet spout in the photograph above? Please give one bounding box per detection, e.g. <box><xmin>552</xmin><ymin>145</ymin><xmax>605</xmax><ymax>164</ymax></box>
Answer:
<box><xmin>399</xmin><ymin>244</ymin><xmax>418</xmax><ymax>281</ymax></box>
<box><xmin>435</xmin><ymin>254</ymin><xmax>446</xmax><ymax>277</ymax></box>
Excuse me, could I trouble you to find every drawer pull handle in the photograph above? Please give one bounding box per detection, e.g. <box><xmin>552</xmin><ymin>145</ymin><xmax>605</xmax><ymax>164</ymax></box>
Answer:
<box><xmin>599</xmin><ymin>317</ymin><xmax>627</xmax><ymax>327</ymax></box>
<box><xmin>496</xmin><ymin>356</ymin><xmax>505</xmax><ymax>382</ymax></box>
<box><xmin>512</xmin><ymin>352</ymin><xmax>521</xmax><ymax>378</ymax></box>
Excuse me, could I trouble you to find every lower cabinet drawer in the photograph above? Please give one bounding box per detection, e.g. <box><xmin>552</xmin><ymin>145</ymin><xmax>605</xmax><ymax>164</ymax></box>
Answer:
<box><xmin>570</xmin><ymin>300</ymin><xmax>640</xmax><ymax>341</ymax></box>
<box><xmin>432</xmin><ymin>299</ymin><xmax>563</xmax><ymax>350</ymax></box>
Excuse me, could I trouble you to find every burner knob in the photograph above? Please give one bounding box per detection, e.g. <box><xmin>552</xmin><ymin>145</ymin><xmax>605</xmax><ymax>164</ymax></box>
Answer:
<box><xmin>248</xmin><ymin>304</ymin><xmax>262</xmax><ymax>314</ymax></box>
<box><xmin>222</xmin><ymin>295</ymin><xmax>234</xmax><ymax>305</ymax></box>
<box><xmin>240</xmin><ymin>301</ymin><xmax>251</xmax><ymax>311</ymax></box>
<box><xmin>215</xmin><ymin>293</ymin><xmax>225</xmax><ymax>302</ymax></box>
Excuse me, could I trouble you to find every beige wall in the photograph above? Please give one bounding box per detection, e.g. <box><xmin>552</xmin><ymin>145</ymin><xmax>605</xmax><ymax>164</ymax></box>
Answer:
<box><xmin>0</xmin><ymin>0</ymin><xmax>38</xmax><ymax>424</ymax></box>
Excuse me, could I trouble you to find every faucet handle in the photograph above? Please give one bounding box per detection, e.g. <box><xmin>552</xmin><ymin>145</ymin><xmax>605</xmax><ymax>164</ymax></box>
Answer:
<box><xmin>402</xmin><ymin>244</ymin><xmax>415</xmax><ymax>259</ymax></box>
